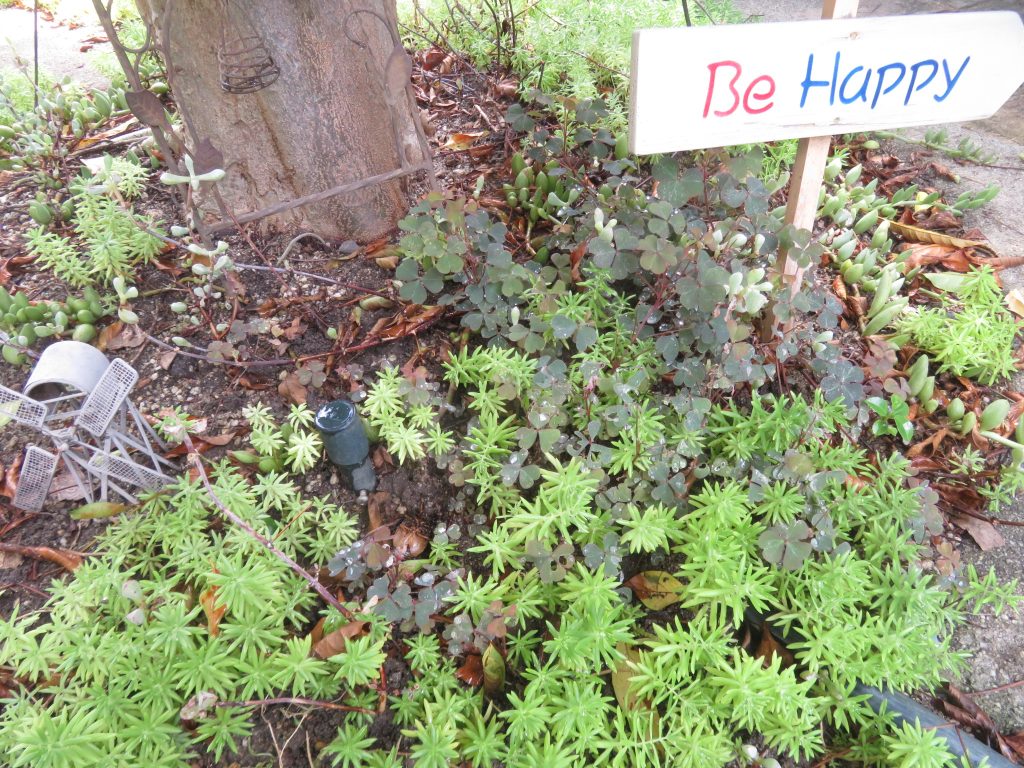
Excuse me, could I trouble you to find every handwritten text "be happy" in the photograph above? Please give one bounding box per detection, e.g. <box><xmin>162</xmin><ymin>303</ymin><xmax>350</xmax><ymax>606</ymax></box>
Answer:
<box><xmin>703</xmin><ymin>53</ymin><xmax>971</xmax><ymax>119</ymax></box>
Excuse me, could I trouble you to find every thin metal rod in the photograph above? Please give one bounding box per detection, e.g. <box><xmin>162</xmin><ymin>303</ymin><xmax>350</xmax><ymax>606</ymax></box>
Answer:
<box><xmin>33</xmin><ymin>0</ymin><xmax>39</xmax><ymax>108</ymax></box>
<box><xmin>690</xmin><ymin>0</ymin><xmax>718</xmax><ymax>23</ymax></box>
<box><xmin>205</xmin><ymin>162</ymin><xmax>432</xmax><ymax>233</ymax></box>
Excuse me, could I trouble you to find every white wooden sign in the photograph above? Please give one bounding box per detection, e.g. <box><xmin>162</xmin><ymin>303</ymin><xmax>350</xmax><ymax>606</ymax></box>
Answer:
<box><xmin>629</xmin><ymin>11</ymin><xmax>1024</xmax><ymax>155</ymax></box>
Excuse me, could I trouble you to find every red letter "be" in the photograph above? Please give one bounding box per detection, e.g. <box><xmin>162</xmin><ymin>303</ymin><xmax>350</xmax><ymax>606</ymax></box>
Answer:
<box><xmin>703</xmin><ymin>61</ymin><xmax>776</xmax><ymax>118</ymax></box>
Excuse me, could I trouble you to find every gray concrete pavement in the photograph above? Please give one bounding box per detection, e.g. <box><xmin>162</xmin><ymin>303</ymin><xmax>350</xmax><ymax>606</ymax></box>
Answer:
<box><xmin>0</xmin><ymin>5</ymin><xmax>111</xmax><ymax>89</ymax></box>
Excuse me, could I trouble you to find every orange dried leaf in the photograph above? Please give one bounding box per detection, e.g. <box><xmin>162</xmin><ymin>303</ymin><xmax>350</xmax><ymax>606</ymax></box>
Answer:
<box><xmin>312</xmin><ymin>620</ymin><xmax>369</xmax><ymax>659</ymax></box>
<box><xmin>96</xmin><ymin>321</ymin><xmax>124</xmax><ymax>352</ymax></box>
<box><xmin>200</xmin><ymin>581</ymin><xmax>226</xmax><ymax>637</ymax></box>
<box><xmin>755</xmin><ymin>623</ymin><xmax>794</xmax><ymax>668</ymax></box>
<box><xmin>456</xmin><ymin>654</ymin><xmax>483</xmax><ymax>687</ymax></box>
<box><xmin>444</xmin><ymin>131</ymin><xmax>488</xmax><ymax>151</ymax></box>
<box><xmin>626</xmin><ymin>571</ymin><xmax>683</xmax><ymax>610</ymax></box>
<box><xmin>394</xmin><ymin>524</ymin><xmax>427</xmax><ymax>558</ymax></box>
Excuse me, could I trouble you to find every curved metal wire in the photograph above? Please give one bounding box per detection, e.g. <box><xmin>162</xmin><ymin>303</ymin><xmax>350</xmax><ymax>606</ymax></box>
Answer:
<box><xmin>217</xmin><ymin>0</ymin><xmax>279</xmax><ymax>93</ymax></box>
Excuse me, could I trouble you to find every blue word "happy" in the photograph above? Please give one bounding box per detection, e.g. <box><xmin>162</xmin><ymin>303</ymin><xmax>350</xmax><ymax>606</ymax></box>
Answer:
<box><xmin>799</xmin><ymin>53</ymin><xmax>970</xmax><ymax>109</ymax></box>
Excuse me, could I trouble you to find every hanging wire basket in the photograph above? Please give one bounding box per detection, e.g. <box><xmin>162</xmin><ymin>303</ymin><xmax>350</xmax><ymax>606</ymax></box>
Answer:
<box><xmin>218</xmin><ymin>34</ymin><xmax>279</xmax><ymax>94</ymax></box>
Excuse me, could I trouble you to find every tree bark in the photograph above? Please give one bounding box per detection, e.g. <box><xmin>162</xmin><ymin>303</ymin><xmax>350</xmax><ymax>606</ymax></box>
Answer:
<box><xmin>135</xmin><ymin>0</ymin><xmax>425</xmax><ymax>241</ymax></box>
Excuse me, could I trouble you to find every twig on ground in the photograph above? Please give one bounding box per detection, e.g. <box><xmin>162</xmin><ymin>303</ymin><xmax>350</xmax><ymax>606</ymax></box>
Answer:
<box><xmin>183</xmin><ymin>433</ymin><xmax>355</xmax><ymax>620</ymax></box>
<box><xmin>0</xmin><ymin>542</ymin><xmax>84</xmax><ymax>571</ymax></box>
<box><xmin>277</xmin><ymin>232</ymin><xmax>328</xmax><ymax>264</ymax></box>
<box><xmin>217</xmin><ymin>697</ymin><xmax>375</xmax><ymax>714</ymax></box>
<box><xmin>234</xmin><ymin>261</ymin><xmax>390</xmax><ymax>298</ymax></box>
<box><xmin>969</xmin><ymin>679</ymin><xmax>1024</xmax><ymax>696</ymax></box>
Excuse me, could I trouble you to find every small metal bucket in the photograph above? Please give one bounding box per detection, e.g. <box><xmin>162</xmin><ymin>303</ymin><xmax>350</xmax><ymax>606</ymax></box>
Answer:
<box><xmin>23</xmin><ymin>341</ymin><xmax>110</xmax><ymax>401</ymax></box>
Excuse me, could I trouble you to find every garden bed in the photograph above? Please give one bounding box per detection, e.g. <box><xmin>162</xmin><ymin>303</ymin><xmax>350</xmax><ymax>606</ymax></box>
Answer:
<box><xmin>2</xmin><ymin>16</ymin><xmax>1024</xmax><ymax>768</ymax></box>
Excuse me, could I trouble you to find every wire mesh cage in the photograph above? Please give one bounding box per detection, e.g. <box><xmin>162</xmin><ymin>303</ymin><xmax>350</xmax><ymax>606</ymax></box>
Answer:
<box><xmin>76</xmin><ymin>359</ymin><xmax>139</xmax><ymax>438</ymax></box>
<box><xmin>4</xmin><ymin>342</ymin><xmax>174</xmax><ymax>511</ymax></box>
<box><xmin>13</xmin><ymin>446</ymin><xmax>58</xmax><ymax>513</ymax></box>
<box><xmin>218</xmin><ymin>33</ymin><xmax>279</xmax><ymax>94</ymax></box>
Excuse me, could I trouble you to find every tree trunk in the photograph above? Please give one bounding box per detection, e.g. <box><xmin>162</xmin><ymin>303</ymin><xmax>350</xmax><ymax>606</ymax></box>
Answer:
<box><xmin>135</xmin><ymin>0</ymin><xmax>425</xmax><ymax>241</ymax></box>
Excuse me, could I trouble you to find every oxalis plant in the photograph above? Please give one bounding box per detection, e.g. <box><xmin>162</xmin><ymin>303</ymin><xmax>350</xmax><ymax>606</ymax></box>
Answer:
<box><xmin>355</xmin><ymin>101</ymin><xmax>1018</xmax><ymax>763</ymax></box>
<box><xmin>397</xmin><ymin>98</ymin><xmax>863</xmax><ymax>408</ymax></box>
<box><xmin>339</xmin><ymin>342</ymin><xmax>1021</xmax><ymax>767</ymax></box>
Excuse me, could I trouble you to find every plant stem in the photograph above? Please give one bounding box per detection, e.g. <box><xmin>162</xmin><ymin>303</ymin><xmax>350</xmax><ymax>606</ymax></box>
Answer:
<box><xmin>216</xmin><ymin>697</ymin><xmax>374</xmax><ymax>714</ymax></box>
<box><xmin>183</xmin><ymin>434</ymin><xmax>356</xmax><ymax>620</ymax></box>
<box><xmin>968</xmin><ymin>679</ymin><xmax>1024</xmax><ymax>696</ymax></box>
<box><xmin>980</xmin><ymin>431</ymin><xmax>1024</xmax><ymax>451</ymax></box>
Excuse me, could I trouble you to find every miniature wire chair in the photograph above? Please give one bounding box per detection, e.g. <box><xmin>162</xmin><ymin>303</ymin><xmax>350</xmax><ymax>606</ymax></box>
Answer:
<box><xmin>2</xmin><ymin>341</ymin><xmax>174</xmax><ymax>511</ymax></box>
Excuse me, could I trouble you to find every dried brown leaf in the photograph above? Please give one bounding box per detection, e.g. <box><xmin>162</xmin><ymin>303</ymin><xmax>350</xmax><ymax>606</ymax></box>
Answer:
<box><xmin>907</xmin><ymin>428</ymin><xmax>950</xmax><ymax>459</ymax></box>
<box><xmin>0</xmin><ymin>549</ymin><xmax>23</xmax><ymax>569</ymax></box>
<box><xmin>105</xmin><ymin>323</ymin><xmax>146</xmax><ymax>351</ymax></box>
<box><xmin>1004</xmin><ymin>732</ymin><xmax>1024</xmax><ymax>762</ymax></box>
<box><xmin>46</xmin><ymin>469</ymin><xmax>87</xmax><ymax>502</ymax></box>
<box><xmin>158</xmin><ymin>350</ymin><xmax>177</xmax><ymax>370</ymax></box>
<box><xmin>394</xmin><ymin>524</ymin><xmax>427</xmax><ymax>558</ymax></box>
<box><xmin>916</xmin><ymin>210</ymin><xmax>963</xmax><ymax>232</ymax></box>
<box><xmin>899</xmin><ymin>242</ymin><xmax>972</xmax><ymax>272</ymax></box>
<box><xmin>364</xmin><ymin>305</ymin><xmax>443</xmax><ymax>344</ymax></box>
<box><xmin>456</xmin><ymin>654</ymin><xmax>483</xmax><ymax>686</ymax></box>
<box><xmin>367</xmin><ymin>492</ymin><xmax>391</xmax><ymax>532</ymax></box>
<box><xmin>626</xmin><ymin>571</ymin><xmax>683</xmax><ymax>610</ymax></box>
<box><xmin>755</xmin><ymin>623</ymin><xmax>794</xmax><ymax>668</ymax></box>
<box><xmin>201</xmin><ymin>431</ymin><xmax>237</xmax><ymax>447</ymax></box>
<box><xmin>280</xmin><ymin>317</ymin><xmax>307</xmax><ymax>341</ymax></box>
<box><xmin>125</xmin><ymin>90</ymin><xmax>170</xmax><ymax>129</ymax></box>
<box><xmin>422</xmin><ymin>48</ymin><xmax>446</xmax><ymax>71</ymax></box>
<box><xmin>611</xmin><ymin>643</ymin><xmax>645</xmax><ymax>713</ymax></box>
<box><xmin>199</xmin><ymin>581</ymin><xmax>226</xmax><ymax>637</ymax></box>
<box><xmin>492</xmin><ymin>79</ymin><xmax>519</xmax><ymax>99</ymax></box>
<box><xmin>928</xmin><ymin>162</ymin><xmax>959</xmax><ymax>182</ymax></box>
<box><xmin>237</xmin><ymin>373</ymin><xmax>274</xmax><ymax>391</ymax></box>
<box><xmin>951</xmin><ymin>514</ymin><xmax>1005</xmax><ymax>551</ymax></box>
<box><xmin>312</xmin><ymin>620</ymin><xmax>369</xmax><ymax>659</ymax></box>
<box><xmin>1006</xmin><ymin>289</ymin><xmax>1024</xmax><ymax>318</ymax></box>
<box><xmin>96</xmin><ymin>321</ymin><xmax>124</xmax><ymax>352</ymax></box>
<box><xmin>278</xmin><ymin>372</ymin><xmax>307</xmax><ymax>405</ymax></box>
<box><xmin>891</xmin><ymin>221</ymin><xmax>992</xmax><ymax>254</ymax></box>
<box><xmin>372</xmin><ymin>445</ymin><xmax>394</xmax><ymax>470</ymax></box>
<box><xmin>1</xmin><ymin>455</ymin><xmax>20</xmax><ymax>499</ymax></box>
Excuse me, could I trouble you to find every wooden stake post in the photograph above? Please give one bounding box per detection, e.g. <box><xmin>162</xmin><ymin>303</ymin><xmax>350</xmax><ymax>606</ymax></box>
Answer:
<box><xmin>628</xmin><ymin>4</ymin><xmax>1024</xmax><ymax>319</ymax></box>
<box><xmin>780</xmin><ymin>0</ymin><xmax>859</xmax><ymax>296</ymax></box>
